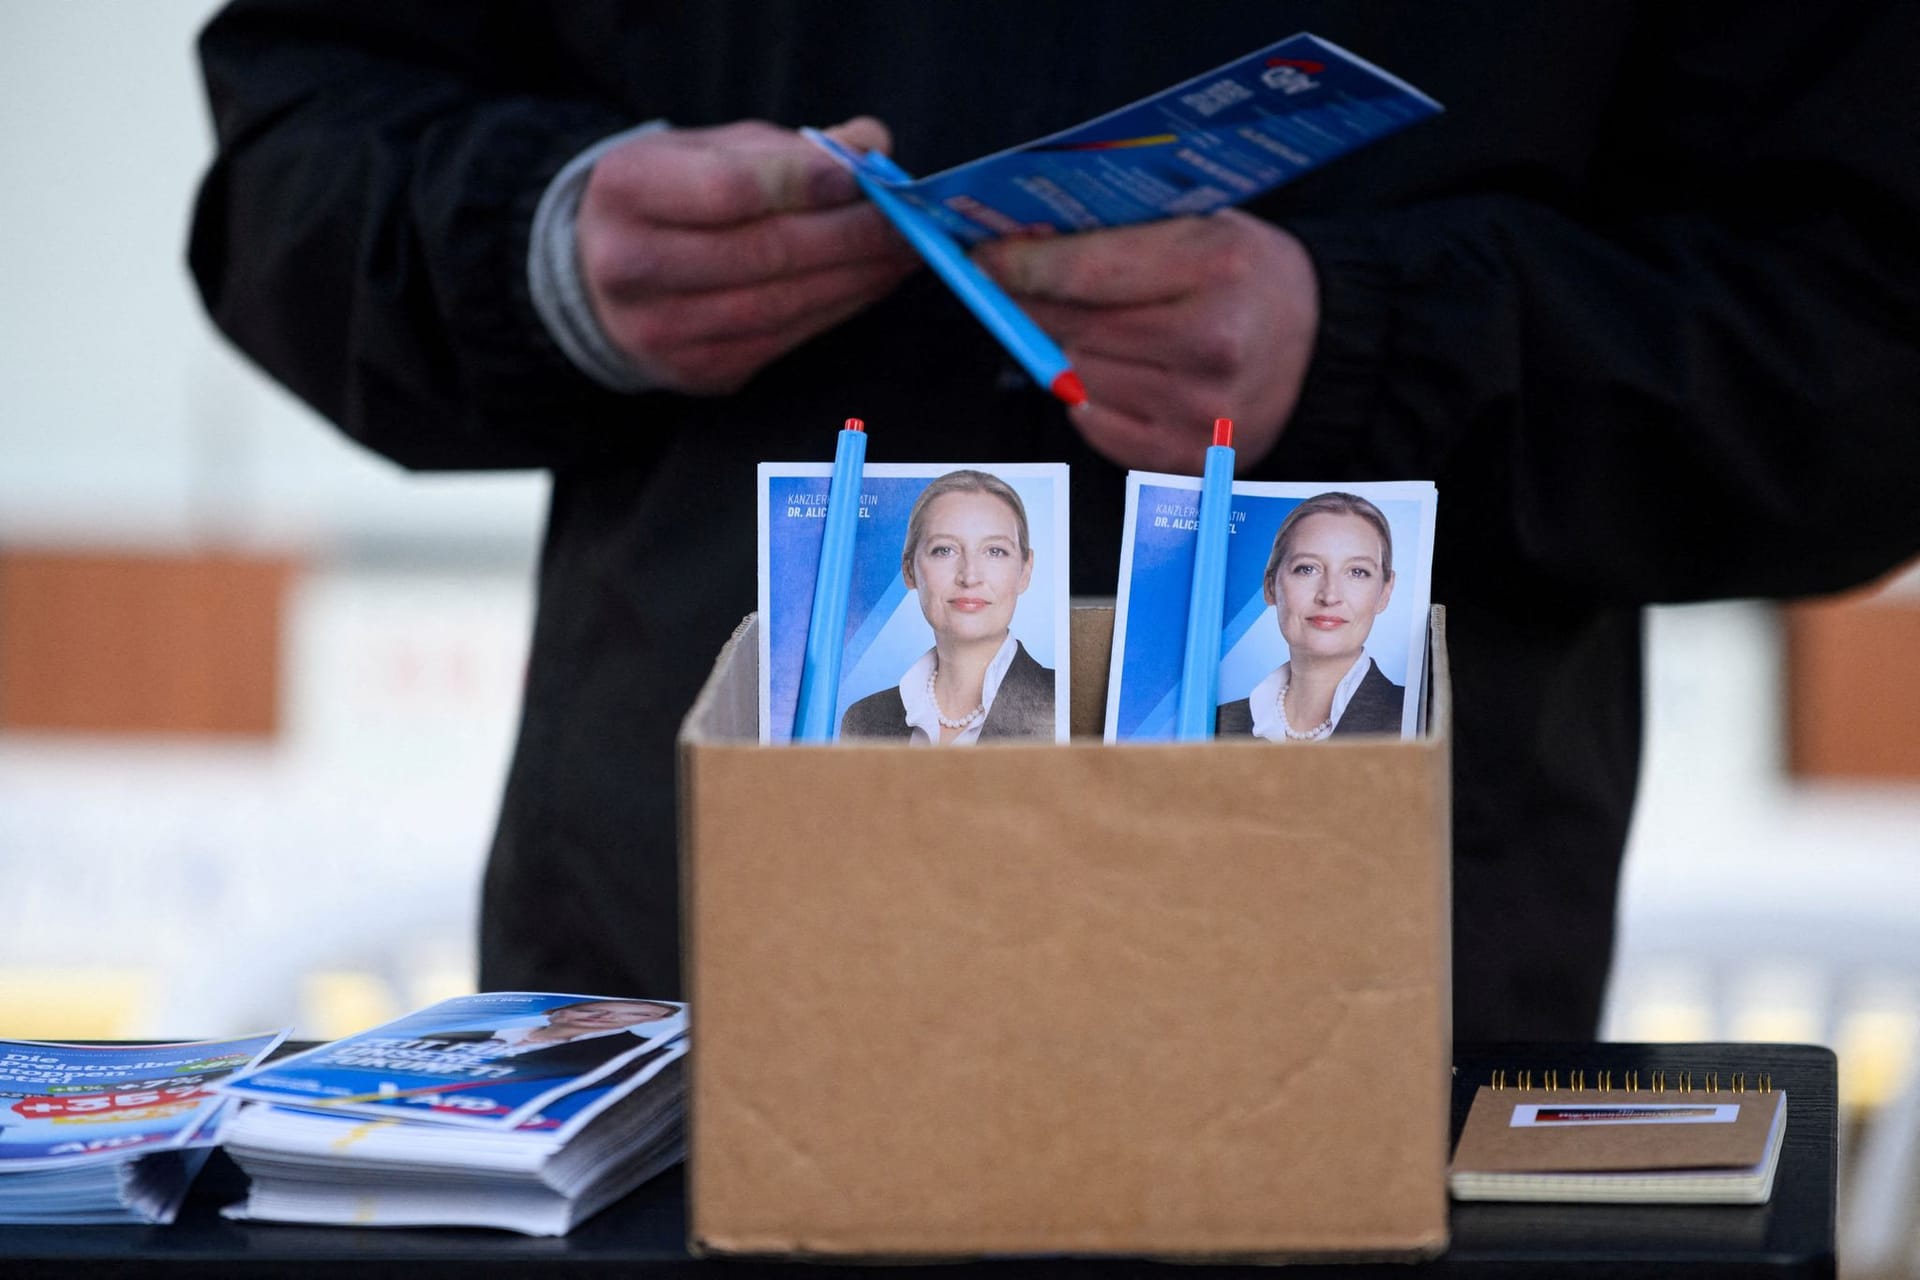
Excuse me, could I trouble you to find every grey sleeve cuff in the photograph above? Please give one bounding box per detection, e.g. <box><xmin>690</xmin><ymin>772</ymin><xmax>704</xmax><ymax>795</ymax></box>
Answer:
<box><xmin>527</xmin><ymin>120</ymin><xmax>672</xmax><ymax>394</ymax></box>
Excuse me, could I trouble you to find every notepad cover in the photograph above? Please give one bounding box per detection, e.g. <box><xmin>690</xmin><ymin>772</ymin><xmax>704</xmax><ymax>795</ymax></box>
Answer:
<box><xmin>1449</xmin><ymin>1087</ymin><xmax>1787</xmax><ymax>1204</ymax></box>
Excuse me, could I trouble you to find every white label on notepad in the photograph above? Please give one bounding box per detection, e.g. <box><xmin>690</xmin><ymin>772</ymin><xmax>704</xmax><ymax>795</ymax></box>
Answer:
<box><xmin>1510</xmin><ymin>1102</ymin><xmax>1742</xmax><ymax>1127</ymax></box>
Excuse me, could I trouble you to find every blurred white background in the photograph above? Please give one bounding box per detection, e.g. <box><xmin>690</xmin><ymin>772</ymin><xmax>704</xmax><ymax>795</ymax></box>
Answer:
<box><xmin>0</xmin><ymin>0</ymin><xmax>545</xmax><ymax>1037</ymax></box>
<box><xmin>1</xmin><ymin>2</ymin><xmax>1917</xmax><ymax>1270</ymax></box>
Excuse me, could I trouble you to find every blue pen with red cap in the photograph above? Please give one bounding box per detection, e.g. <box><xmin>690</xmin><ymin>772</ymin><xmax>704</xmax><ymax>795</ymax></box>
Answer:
<box><xmin>801</xmin><ymin>128</ymin><xmax>1088</xmax><ymax>411</ymax></box>
<box><xmin>792</xmin><ymin>417</ymin><xmax>868</xmax><ymax>743</ymax></box>
<box><xmin>1174</xmin><ymin>417</ymin><xmax>1236</xmax><ymax>740</ymax></box>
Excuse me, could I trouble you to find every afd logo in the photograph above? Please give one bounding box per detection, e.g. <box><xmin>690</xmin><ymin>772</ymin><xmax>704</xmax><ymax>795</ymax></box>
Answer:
<box><xmin>1262</xmin><ymin>57</ymin><xmax>1323</xmax><ymax>95</ymax></box>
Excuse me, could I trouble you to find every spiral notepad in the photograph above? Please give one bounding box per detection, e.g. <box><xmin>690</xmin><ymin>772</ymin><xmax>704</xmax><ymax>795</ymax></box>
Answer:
<box><xmin>1448</xmin><ymin>1069</ymin><xmax>1787</xmax><ymax>1204</ymax></box>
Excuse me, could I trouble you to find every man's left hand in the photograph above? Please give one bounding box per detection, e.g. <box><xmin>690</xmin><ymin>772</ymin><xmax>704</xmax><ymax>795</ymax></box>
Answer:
<box><xmin>975</xmin><ymin>212</ymin><xmax>1318</xmax><ymax>473</ymax></box>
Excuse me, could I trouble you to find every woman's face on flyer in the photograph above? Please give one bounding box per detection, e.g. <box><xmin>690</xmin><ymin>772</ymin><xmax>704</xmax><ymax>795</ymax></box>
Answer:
<box><xmin>1271</xmin><ymin>512</ymin><xmax>1394</xmax><ymax>660</ymax></box>
<box><xmin>908</xmin><ymin>490</ymin><xmax>1032</xmax><ymax>646</ymax></box>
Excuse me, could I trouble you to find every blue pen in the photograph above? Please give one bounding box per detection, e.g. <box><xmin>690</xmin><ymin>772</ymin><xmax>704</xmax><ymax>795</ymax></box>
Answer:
<box><xmin>792</xmin><ymin>418</ymin><xmax>868</xmax><ymax>743</ymax></box>
<box><xmin>802</xmin><ymin>128</ymin><xmax>1088</xmax><ymax>410</ymax></box>
<box><xmin>1174</xmin><ymin>418</ymin><xmax>1236</xmax><ymax>740</ymax></box>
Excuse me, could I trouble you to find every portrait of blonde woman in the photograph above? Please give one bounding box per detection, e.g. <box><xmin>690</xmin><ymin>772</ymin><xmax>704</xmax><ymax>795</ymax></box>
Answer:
<box><xmin>840</xmin><ymin>470</ymin><xmax>1055</xmax><ymax>744</ymax></box>
<box><xmin>1216</xmin><ymin>492</ymin><xmax>1404</xmax><ymax>740</ymax></box>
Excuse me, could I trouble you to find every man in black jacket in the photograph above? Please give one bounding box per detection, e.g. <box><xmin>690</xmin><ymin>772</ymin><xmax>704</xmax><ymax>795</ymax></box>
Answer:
<box><xmin>189</xmin><ymin>2</ymin><xmax>1920</xmax><ymax>1040</ymax></box>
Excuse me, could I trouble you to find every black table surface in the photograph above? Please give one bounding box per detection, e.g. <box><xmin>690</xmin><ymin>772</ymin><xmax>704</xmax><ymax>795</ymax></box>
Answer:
<box><xmin>0</xmin><ymin>1041</ymin><xmax>1835</xmax><ymax>1279</ymax></box>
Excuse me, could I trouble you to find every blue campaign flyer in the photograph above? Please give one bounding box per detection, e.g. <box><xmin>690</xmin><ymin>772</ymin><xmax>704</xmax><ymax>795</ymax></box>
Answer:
<box><xmin>517</xmin><ymin>1038</ymin><xmax>686</xmax><ymax>1145</ymax></box>
<box><xmin>757</xmin><ymin>462</ymin><xmax>1070</xmax><ymax>745</ymax></box>
<box><xmin>1106</xmin><ymin>473</ymin><xmax>1437</xmax><ymax>743</ymax></box>
<box><xmin>847</xmin><ymin>33</ymin><xmax>1440</xmax><ymax>245</ymax></box>
<box><xmin>231</xmin><ymin>1038</ymin><xmax>687</xmax><ymax>1158</ymax></box>
<box><xmin>218</xmin><ymin>992</ymin><xmax>686</xmax><ymax>1130</ymax></box>
<box><xmin>0</xmin><ymin>1031</ymin><xmax>286</xmax><ymax>1167</ymax></box>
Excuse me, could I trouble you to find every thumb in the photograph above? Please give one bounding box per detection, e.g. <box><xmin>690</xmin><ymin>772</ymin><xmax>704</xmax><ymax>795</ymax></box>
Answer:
<box><xmin>822</xmin><ymin>115</ymin><xmax>893</xmax><ymax>158</ymax></box>
<box><xmin>760</xmin><ymin>117</ymin><xmax>895</xmax><ymax>211</ymax></box>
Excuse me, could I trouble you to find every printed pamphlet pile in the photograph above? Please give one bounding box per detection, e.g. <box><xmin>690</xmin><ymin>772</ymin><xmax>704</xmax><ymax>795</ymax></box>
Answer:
<box><xmin>0</xmin><ymin>1032</ymin><xmax>286</xmax><ymax>1224</ymax></box>
<box><xmin>215</xmin><ymin>992</ymin><xmax>687</xmax><ymax>1236</ymax></box>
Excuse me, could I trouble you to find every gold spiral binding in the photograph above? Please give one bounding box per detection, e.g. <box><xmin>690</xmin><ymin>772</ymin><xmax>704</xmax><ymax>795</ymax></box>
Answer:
<box><xmin>1485</xmin><ymin>1067</ymin><xmax>1776</xmax><ymax>1093</ymax></box>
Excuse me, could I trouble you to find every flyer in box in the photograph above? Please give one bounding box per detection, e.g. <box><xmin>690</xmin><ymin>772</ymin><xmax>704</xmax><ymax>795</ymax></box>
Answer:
<box><xmin>758</xmin><ymin>462</ymin><xmax>1070</xmax><ymax>745</ymax></box>
<box><xmin>1106</xmin><ymin>475</ymin><xmax>1437</xmax><ymax>742</ymax></box>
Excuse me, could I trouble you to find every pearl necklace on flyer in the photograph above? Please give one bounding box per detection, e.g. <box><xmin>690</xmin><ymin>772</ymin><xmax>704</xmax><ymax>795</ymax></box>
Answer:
<box><xmin>928</xmin><ymin>665</ymin><xmax>986</xmax><ymax>731</ymax></box>
<box><xmin>1276</xmin><ymin>670</ymin><xmax>1334</xmax><ymax>741</ymax></box>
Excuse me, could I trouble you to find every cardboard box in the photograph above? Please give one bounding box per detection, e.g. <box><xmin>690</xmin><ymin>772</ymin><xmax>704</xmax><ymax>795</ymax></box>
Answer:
<box><xmin>680</xmin><ymin>606</ymin><xmax>1452</xmax><ymax>1260</ymax></box>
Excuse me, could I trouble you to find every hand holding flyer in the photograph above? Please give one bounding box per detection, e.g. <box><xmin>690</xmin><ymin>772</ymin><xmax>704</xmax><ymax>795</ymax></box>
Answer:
<box><xmin>806</xmin><ymin>32</ymin><xmax>1437</xmax><ymax>417</ymax></box>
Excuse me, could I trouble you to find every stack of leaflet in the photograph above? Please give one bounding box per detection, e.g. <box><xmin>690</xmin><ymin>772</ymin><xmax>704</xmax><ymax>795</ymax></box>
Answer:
<box><xmin>0</xmin><ymin>1032</ymin><xmax>287</xmax><ymax>1224</ymax></box>
<box><xmin>215</xmin><ymin>991</ymin><xmax>687</xmax><ymax>1236</ymax></box>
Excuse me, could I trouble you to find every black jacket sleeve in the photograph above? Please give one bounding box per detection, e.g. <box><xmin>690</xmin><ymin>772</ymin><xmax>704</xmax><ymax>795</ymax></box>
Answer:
<box><xmin>188</xmin><ymin>0</ymin><xmax>648</xmax><ymax>470</ymax></box>
<box><xmin>1271</xmin><ymin>3</ymin><xmax>1920</xmax><ymax>605</ymax></box>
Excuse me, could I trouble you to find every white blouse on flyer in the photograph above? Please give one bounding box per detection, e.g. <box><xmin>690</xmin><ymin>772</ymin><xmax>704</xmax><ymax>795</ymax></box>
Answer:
<box><xmin>897</xmin><ymin>633</ymin><xmax>1020</xmax><ymax>746</ymax></box>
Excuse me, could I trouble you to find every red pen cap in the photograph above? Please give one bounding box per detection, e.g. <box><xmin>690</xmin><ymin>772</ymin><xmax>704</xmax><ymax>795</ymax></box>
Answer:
<box><xmin>844</xmin><ymin>417</ymin><xmax>865</xmax><ymax>433</ymax></box>
<box><xmin>1050</xmin><ymin>370</ymin><xmax>1090</xmax><ymax>410</ymax></box>
<box><xmin>1213</xmin><ymin>417</ymin><xmax>1234</xmax><ymax>448</ymax></box>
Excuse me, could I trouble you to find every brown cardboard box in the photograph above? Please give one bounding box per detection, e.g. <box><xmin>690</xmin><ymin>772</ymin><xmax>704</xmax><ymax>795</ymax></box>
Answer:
<box><xmin>680</xmin><ymin>606</ymin><xmax>1452</xmax><ymax>1261</ymax></box>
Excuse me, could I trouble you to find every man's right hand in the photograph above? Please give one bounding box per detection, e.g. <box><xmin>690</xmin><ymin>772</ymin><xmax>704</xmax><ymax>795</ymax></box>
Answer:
<box><xmin>577</xmin><ymin>117</ymin><xmax>917</xmax><ymax>395</ymax></box>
